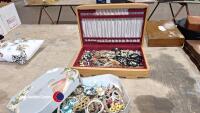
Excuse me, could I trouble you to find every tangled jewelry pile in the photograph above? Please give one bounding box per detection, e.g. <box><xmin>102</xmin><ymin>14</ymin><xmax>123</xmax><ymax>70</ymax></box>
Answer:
<box><xmin>79</xmin><ymin>48</ymin><xmax>143</xmax><ymax>68</ymax></box>
<box><xmin>60</xmin><ymin>85</ymin><xmax>126</xmax><ymax>113</ymax></box>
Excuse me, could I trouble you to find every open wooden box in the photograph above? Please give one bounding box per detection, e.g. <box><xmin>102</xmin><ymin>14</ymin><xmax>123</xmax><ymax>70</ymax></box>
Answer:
<box><xmin>71</xmin><ymin>3</ymin><xmax>150</xmax><ymax>78</ymax></box>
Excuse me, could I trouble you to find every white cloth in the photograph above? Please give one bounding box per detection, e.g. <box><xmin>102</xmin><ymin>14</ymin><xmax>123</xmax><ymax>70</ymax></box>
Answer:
<box><xmin>0</xmin><ymin>40</ymin><xmax>44</xmax><ymax>64</ymax></box>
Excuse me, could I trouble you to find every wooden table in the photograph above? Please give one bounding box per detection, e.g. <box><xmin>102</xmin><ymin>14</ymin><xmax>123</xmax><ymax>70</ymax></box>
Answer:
<box><xmin>1</xmin><ymin>24</ymin><xmax>200</xmax><ymax>113</ymax></box>
<box><xmin>24</xmin><ymin>0</ymin><xmax>96</xmax><ymax>24</ymax></box>
<box><xmin>148</xmin><ymin>0</ymin><xmax>200</xmax><ymax>22</ymax></box>
<box><xmin>24</xmin><ymin>0</ymin><xmax>156</xmax><ymax>24</ymax></box>
<box><xmin>170</xmin><ymin>1</ymin><xmax>200</xmax><ymax>23</ymax></box>
<box><xmin>146</xmin><ymin>20</ymin><xmax>184</xmax><ymax>47</ymax></box>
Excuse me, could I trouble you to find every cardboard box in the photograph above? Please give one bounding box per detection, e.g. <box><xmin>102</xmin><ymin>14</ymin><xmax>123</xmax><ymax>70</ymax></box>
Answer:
<box><xmin>71</xmin><ymin>3</ymin><xmax>150</xmax><ymax>78</ymax></box>
<box><xmin>146</xmin><ymin>20</ymin><xmax>185</xmax><ymax>47</ymax></box>
<box><xmin>0</xmin><ymin>3</ymin><xmax>21</xmax><ymax>35</ymax></box>
<box><xmin>187</xmin><ymin>16</ymin><xmax>200</xmax><ymax>32</ymax></box>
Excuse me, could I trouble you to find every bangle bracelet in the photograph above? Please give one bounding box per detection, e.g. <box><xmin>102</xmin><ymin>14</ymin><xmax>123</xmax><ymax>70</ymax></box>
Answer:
<box><xmin>111</xmin><ymin>90</ymin><xmax>121</xmax><ymax>101</ymax></box>
<box><xmin>86</xmin><ymin>99</ymin><xmax>104</xmax><ymax>113</ymax></box>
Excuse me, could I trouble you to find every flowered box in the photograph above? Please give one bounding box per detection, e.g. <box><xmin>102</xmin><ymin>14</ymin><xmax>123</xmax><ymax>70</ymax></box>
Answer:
<box><xmin>71</xmin><ymin>3</ymin><xmax>150</xmax><ymax>78</ymax></box>
<box><xmin>7</xmin><ymin>68</ymin><xmax>81</xmax><ymax>113</ymax></box>
<box><xmin>7</xmin><ymin>68</ymin><xmax>131</xmax><ymax>113</ymax></box>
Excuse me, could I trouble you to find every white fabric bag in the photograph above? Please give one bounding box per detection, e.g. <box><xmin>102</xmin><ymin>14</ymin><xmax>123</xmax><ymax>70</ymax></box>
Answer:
<box><xmin>0</xmin><ymin>40</ymin><xmax>44</xmax><ymax>64</ymax></box>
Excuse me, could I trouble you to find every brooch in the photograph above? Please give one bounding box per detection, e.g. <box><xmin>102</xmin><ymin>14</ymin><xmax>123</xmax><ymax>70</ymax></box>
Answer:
<box><xmin>73</xmin><ymin>96</ymin><xmax>90</xmax><ymax>111</ymax></box>
<box><xmin>12</xmin><ymin>50</ymin><xmax>27</xmax><ymax>64</ymax></box>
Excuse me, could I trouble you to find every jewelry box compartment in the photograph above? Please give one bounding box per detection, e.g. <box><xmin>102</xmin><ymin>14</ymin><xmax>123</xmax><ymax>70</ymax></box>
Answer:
<box><xmin>72</xmin><ymin>45</ymin><xmax>149</xmax><ymax>78</ymax></box>
<box><xmin>57</xmin><ymin>74</ymin><xmax>132</xmax><ymax>113</ymax></box>
<box><xmin>71</xmin><ymin>3</ymin><xmax>150</xmax><ymax>78</ymax></box>
<box><xmin>74</xmin><ymin>46</ymin><xmax>146</xmax><ymax>68</ymax></box>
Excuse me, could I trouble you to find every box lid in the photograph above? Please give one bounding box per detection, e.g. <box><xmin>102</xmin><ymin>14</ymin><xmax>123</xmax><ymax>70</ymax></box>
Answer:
<box><xmin>7</xmin><ymin>68</ymin><xmax>81</xmax><ymax>113</ymax></box>
<box><xmin>76</xmin><ymin>3</ymin><xmax>148</xmax><ymax>47</ymax></box>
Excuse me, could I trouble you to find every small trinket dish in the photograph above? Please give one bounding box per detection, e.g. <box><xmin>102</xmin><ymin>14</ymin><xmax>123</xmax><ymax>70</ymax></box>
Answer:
<box><xmin>71</xmin><ymin>3</ymin><xmax>150</xmax><ymax>78</ymax></box>
<box><xmin>57</xmin><ymin>74</ymin><xmax>131</xmax><ymax>113</ymax></box>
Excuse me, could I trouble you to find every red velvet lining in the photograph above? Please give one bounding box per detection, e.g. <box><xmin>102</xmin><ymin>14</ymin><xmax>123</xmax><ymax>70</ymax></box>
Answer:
<box><xmin>128</xmin><ymin>9</ymin><xmax>146</xmax><ymax>12</ymax></box>
<box><xmin>73</xmin><ymin>45</ymin><xmax>147</xmax><ymax>69</ymax></box>
<box><xmin>79</xmin><ymin>10</ymin><xmax>96</xmax><ymax>13</ymax></box>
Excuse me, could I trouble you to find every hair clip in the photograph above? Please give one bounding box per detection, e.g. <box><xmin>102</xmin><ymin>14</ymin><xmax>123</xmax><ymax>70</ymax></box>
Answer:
<box><xmin>73</xmin><ymin>96</ymin><xmax>90</xmax><ymax>112</ymax></box>
<box><xmin>109</xmin><ymin>102</ymin><xmax>125</xmax><ymax>113</ymax></box>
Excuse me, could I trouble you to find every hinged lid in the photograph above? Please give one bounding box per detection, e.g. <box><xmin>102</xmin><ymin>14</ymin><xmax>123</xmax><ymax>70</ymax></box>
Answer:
<box><xmin>77</xmin><ymin>3</ymin><xmax>148</xmax><ymax>47</ymax></box>
<box><xmin>7</xmin><ymin>68</ymin><xmax>81</xmax><ymax>113</ymax></box>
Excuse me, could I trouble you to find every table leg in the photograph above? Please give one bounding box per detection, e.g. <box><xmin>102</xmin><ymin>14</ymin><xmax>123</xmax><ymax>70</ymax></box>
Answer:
<box><xmin>43</xmin><ymin>7</ymin><xmax>55</xmax><ymax>24</ymax></box>
<box><xmin>174</xmin><ymin>4</ymin><xmax>185</xmax><ymax>19</ymax></box>
<box><xmin>148</xmin><ymin>2</ymin><xmax>160</xmax><ymax>21</ymax></box>
<box><xmin>169</xmin><ymin>2</ymin><xmax>175</xmax><ymax>19</ymax></box>
<box><xmin>38</xmin><ymin>6</ymin><xmax>44</xmax><ymax>24</ymax></box>
<box><xmin>185</xmin><ymin>4</ymin><xmax>190</xmax><ymax>16</ymax></box>
<box><xmin>70</xmin><ymin>6</ymin><xmax>76</xmax><ymax>16</ymax></box>
<box><xmin>56</xmin><ymin>6</ymin><xmax>63</xmax><ymax>24</ymax></box>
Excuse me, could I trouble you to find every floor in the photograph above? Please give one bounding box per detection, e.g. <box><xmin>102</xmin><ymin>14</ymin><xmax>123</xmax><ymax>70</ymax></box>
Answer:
<box><xmin>14</xmin><ymin>0</ymin><xmax>200</xmax><ymax>24</ymax></box>
<box><xmin>1</xmin><ymin>24</ymin><xmax>200</xmax><ymax>113</ymax></box>
<box><xmin>0</xmin><ymin>1</ymin><xmax>200</xmax><ymax>113</ymax></box>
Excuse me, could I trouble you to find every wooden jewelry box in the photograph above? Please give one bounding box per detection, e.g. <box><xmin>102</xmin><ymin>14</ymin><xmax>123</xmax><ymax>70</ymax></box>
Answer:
<box><xmin>71</xmin><ymin>3</ymin><xmax>150</xmax><ymax>78</ymax></box>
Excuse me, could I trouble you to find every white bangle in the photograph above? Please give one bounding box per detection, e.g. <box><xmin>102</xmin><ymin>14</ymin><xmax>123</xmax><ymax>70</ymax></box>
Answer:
<box><xmin>111</xmin><ymin>90</ymin><xmax>121</xmax><ymax>101</ymax></box>
<box><xmin>86</xmin><ymin>99</ymin><xmax>104</xmax><ymax>113</ymax></box>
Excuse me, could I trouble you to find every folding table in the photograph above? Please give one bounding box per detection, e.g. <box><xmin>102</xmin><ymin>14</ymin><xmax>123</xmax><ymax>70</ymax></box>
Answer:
<box><xmin>24</xmin><ymin>0</ymin><xmax>156</xmax><ymax>24</ymax></box>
